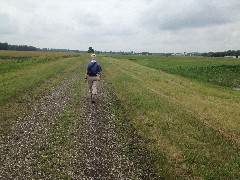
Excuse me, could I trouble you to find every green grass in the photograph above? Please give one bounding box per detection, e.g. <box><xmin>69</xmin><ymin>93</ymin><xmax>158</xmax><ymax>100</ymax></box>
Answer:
<box><xmin>0</xmin><ymin>56</ymin><xmax>58</xmax><ymax>73</ymax></box>
<box><xmin>99</xmin><ymin>55</ymin><xmax>240</xmax><ymax>179</ymax></box>
<box><xmin>0</xmin><ymin>53</ymin><xmax>82</xmax><ymax>103</ymax></box>
<box><xmin>0</xmin><ymin>51</ymin><xmax>84</xmax><ymax>134</ymax></box>
<box><xmin>0</xmin><ymin>52</ymin><xmax>80</xmax><ymax>73</ymax></box>
<box><xmin>107</xmin><ymin>55</ymin><xmax>240</xmax><ymax>88</ymax></box>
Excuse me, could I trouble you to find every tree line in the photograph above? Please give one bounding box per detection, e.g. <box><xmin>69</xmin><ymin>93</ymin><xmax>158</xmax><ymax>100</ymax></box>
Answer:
<box><xmin>0</xmin><ymin>42</ymin><xmax>37</xmax><ymax>51</ymax></box>
<box><xmin>202</xmin><ymin>50</ymin><xmax>240</xmax><ymax>57</ymax></box>
<box><xmin>1</xmin><ymin>42</ymin><xmax>239</xmax><ymax>57</ymax></box>
<box><xmin>0</xmin><ymin>42</ymin><xmax>81</xmax><ymax>53</ymax></box>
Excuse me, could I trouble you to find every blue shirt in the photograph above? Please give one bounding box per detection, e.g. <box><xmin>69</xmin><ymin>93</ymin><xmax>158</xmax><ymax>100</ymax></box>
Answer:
<box><xmin>87</xmin><ymin>61</ymin><xmax>102</xmax><ymax>75</ymax></box>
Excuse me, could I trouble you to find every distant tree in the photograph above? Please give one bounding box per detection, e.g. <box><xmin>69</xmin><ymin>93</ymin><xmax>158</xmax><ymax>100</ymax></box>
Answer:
<box><xmin>88</xmin><ymin>47</ymin><xmax>94</xmax><ymax>53</ymax></box>
<box><xmin>142</xmin><ymin>52</ymin><xmax>149</xmax><ymax>55</ymax></box>
<box><xmin>0</xmin><ymin>42</ymin><xmax>9</xmax><ymax>50</ymax></box>
<box><xmin>236</xmin><ymin>50</ymin><xmax>240</xmax><ymax>58</ymax></box>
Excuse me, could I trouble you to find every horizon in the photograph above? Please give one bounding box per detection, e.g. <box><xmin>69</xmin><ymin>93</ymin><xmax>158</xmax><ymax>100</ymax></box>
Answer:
<box><xmin>1</xmin><ymin>42</ymin><xmax>240</xmax><ymax>55</ymax></box>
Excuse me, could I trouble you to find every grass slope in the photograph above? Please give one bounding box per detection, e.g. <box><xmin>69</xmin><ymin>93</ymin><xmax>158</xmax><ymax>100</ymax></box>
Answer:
<box><xmin>100</xmin><ymin>56</ymin><xmax>240</xmax><ymax>179</ymax></box>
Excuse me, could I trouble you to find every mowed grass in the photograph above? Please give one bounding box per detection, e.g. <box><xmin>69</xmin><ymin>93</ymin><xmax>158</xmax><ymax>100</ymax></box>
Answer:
<box><xmin>99</xmin><ymin>55</ymin><xmax>240</xmax><ymax>179</ymax></box>
<box><xmin>0</xmin><ymin>51</ymin><xmax>84</xmax><ymax>133</ymax></box>
<box><xmin>0</xmin><ymin>51</ymin><xmax>81</xmax><ymax>103</ymax></box>
<box><xmin>108</xmin><ymin>55</ymin><xmax>240</xmax><ymax>88</ymax></box>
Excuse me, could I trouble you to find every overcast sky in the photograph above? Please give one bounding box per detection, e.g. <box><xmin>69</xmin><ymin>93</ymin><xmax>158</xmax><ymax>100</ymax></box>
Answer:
<box><xmin>1</xmin><ymin>0</ymin><xmax>240</xmax><ymax>53</ymax></box>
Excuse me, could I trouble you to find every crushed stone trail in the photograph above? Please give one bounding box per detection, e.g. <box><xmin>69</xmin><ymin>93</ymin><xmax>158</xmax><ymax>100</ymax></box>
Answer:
<box><xmin>0</xmin><ymin>72</ymin><xmax>158</xmax><ymax>179</ymax></box>
<box><xmin>78</xmin><ymin>81</ymin><xmax>143</xmax><ymax>179</ymax></box>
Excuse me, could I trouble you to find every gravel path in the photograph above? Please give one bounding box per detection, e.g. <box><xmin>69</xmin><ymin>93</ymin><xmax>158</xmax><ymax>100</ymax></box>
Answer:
<box><xmin>78</xmin><ymin>80</ymin><xmax>143</xmax><ymax>179</ymax></box>
<box><xmin>0</xmin><ymin>73</ymin><xmax>159</xmax><ymax>179</ymax></box>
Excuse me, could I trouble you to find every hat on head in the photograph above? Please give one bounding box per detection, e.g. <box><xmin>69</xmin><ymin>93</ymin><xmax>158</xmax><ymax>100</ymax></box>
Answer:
<box><xmin>91</xmin><ymin>54</ymin><xmax>96</xmax><ymax>57</ymax></box>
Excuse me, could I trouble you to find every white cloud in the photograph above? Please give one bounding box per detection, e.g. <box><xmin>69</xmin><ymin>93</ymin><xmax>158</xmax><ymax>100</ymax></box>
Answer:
<box><xmin>0</xmin><ymin>0</ymin><xmax>239</xmax><ymax>52</ymax></box>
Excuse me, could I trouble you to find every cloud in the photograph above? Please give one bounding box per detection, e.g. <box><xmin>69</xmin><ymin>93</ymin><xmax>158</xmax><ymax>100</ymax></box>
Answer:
<box><xmin>0</xmin><ymin>13</ymin><xmax>18</xmax><ymax>35</ymax></box>
<box><xmin>140</xmin><ymin>0</ymin><xmax>240</xmax><ymax>31</ymax></box>
<box><xmin>0</xmin><ymin>0</ymin><xmax>239</xmax><ymax>52</ymax></box>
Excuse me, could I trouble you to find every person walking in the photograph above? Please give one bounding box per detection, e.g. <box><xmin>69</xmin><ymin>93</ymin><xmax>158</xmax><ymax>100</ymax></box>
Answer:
<box><xmin>85</xmin><ymin>54</ymin><xmax>102</xmax><ymax>103</ymax></box>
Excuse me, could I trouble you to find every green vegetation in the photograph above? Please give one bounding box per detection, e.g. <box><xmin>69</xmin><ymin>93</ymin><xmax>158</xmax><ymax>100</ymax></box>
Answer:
<box><xmin>0</xmin><ymin>51</ymin><xmax>80</xmax><ymax>103</ymax></box>
<box><xmin>107</xmin><ymin>55</ymin><xmax>240</xmax><ymax>88</ymax></box>
<box><xmin>0</xmin><ymin>56</ymin><xmax>59</xmax><ymax>73</ymax></box>
<box><xmin>100</xmin><ymin>55</ymin><xmax>240</xmax><ymax>179</ymax></box>
<box><xmin>0</xmin><ymin>51</ymin><xmax>83</xmax><ymax>133</ymax></box>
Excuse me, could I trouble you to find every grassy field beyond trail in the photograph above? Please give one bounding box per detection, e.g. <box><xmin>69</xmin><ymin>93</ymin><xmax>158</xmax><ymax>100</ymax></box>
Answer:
<box><xmin>0</xmin><ymin>51</ymin><xmax>82</xmax><ymax>103</ymax></box>
<box><xmin>100</xmin><ymin>56</ymin><xmax>240</xmax><ymax>179</ymax></box>
<box><xmin>108</xmin><ymin>54</ymin><xmax>240</xmax><ymax>88</ymax></box>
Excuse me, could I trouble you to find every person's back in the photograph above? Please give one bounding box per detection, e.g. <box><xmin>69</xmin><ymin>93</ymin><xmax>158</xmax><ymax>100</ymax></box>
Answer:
<box><xmin>87</xmin><ymin>61</ymin><xmax>101</xmax><ymax>76</ymax></box>
<box><xmin>85</xmin><ymin>54</ymin><xmax>102</xmax><ymax>103</ymax></box>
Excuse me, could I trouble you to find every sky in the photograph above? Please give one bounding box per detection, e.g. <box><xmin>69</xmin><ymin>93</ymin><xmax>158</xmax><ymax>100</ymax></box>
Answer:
<box><xmin>0</xmin><ymin>0</ymin><xmax>240</xmax><ymax>53</ymax></box>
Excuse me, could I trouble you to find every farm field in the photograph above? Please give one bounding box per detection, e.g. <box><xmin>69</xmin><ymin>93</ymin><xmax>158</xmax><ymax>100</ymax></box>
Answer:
<box><xmin>1</xmin><ymin>51</ymin><xmax>240</xmax><ymax>179</ymax></box>
<box><xmin>108</xmin><ymin>54</ymin><xmax>240</xmax><ymax>88</ymax></box>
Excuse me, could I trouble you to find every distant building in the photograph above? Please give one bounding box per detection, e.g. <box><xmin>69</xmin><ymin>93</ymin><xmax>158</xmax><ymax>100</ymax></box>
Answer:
<box><xmin>224</xmin><ymin>56</ymin><xmax>238</xmax><ymax>58</ymax></box>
